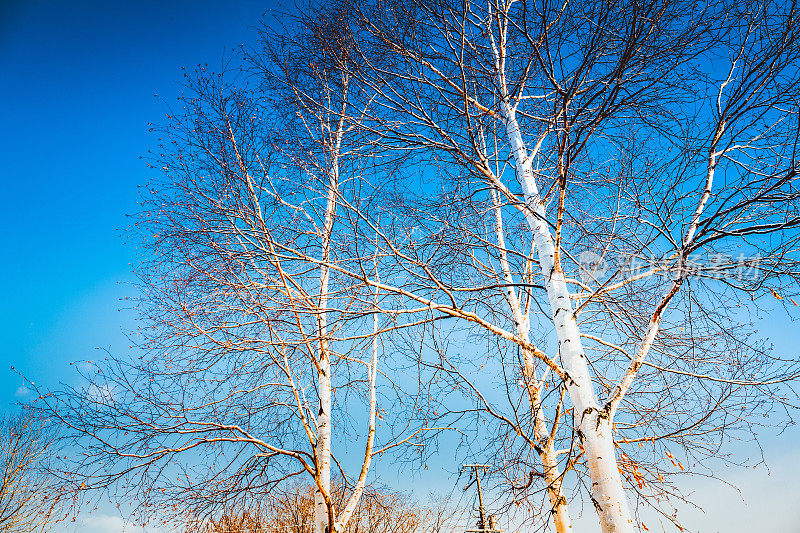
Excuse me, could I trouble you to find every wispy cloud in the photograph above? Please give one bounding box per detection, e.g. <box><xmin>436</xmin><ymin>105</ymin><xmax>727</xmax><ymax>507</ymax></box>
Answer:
<box><xmin>66</xmin><ymin>514</ymin><xmax>166</xmax><ymax>533</ymax></box>
<box><xmin>13</xmin><ymin>385</ymin><xmax>29</xmax><ymax>398</ymax></box>
<box><xmin>566</xmin><ymin>444</ymin><xmax>800</xmax><ymax>533</ymax></box>
<box><xmin>87</xmin><ymin>383</ymin><xmax>115</xmax><ymax>403</ymax></box>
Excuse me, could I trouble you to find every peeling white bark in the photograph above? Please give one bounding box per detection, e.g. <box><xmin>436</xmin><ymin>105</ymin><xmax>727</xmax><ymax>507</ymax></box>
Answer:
<box><xmin>485</xmin><ymin>8</ymin><xmax>634</xmax><ymax>527</ymax></box>
<box><xmin>498</xmin><ymin>98</ymin><xmax>635</xmax><ymax>533</ymax></box>
<box><xmin>314</xmin><ymin>115</ymin><xmax>345</xmax><ymax>533</ymax></box>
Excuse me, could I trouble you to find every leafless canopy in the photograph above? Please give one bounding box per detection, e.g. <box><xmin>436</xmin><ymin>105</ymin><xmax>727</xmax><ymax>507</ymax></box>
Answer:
<box><xmin>37</xmin><ymin>0</ymin><xmax>800</xmax><ymax>531</ymax></box>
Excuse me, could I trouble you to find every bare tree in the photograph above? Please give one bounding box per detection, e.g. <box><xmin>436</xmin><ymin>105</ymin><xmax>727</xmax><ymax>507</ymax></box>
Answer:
<box><xmin>286</xmin><ymin>0</ymin><xmax>800</xmax><ymax>531</ymax></box>
<box><xmin>37</xmin><ymin>1</ymin><xmax>800</xmax><ymax>533</ymax></box>
<box><xmin>182</xmin><ymin>481</ymin><xmax>429</xmax><ymax>533</ymax></box>
<box><xmin>255</xmin><ymin>5</ymin><xmax>375</xmax><ymax>531</ymax></box>
<box><xmin>0</xmin><ymin>412</ymin><xmax>62</xmax><ymax>533</ymax></box>
<box><xmin>36</xmin><ymin>3</ymin><xmax>429</xmax><ymax>533</ymax></box>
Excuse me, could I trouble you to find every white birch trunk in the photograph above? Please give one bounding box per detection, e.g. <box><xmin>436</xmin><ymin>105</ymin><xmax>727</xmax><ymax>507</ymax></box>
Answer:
<box><xmin>499</xmin><ymin>100</ymin><xmax>635</xmax><ymax>533</ymax></box>
<box><xmin>334</xmin><ymin>265</ymin><xmax>380</xmax><ymax>532</ymax></box>
<box><xmin>315</xmin><ymin>197</ymin><xmax>335</xmax><ymax>533</ymax></box>
<box><xmin>314</xmin><ymin>124</ymin><xmax>344</xmax><ymax>533</ymax></box>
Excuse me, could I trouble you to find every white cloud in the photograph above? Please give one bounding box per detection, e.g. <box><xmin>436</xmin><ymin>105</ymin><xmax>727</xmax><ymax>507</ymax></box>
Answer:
<box><xmin>566</xmin><ymin>446</ymin><xmax>800</xmax><ymax>533</ymax></box>
<box><xmin>87</xmin><ymin>383</ymin><xmax>115</xmax><ymax>403</ymax></box>
<box><xmin>675</xmin><ymin>452</ymin><xmax>800</xmax><ymax>533</ymax></box>
<box><xmin>78</xmin><ymin>360</ymin><xmax>98</xmax><ymax>373</ymax></box>
<box><xmin>13</xmin><ymin>385</ymin><xmax>29</xmax><ymax>398</ymax></box>
<box><xmin>63</xmin><ymin>514</ymin><xmax>166</xmax><ymax>533</ymax></box>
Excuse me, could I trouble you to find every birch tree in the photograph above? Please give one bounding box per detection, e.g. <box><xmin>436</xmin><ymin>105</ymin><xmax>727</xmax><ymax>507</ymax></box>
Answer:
<box><xmin>36</xmin><ymin>3</ymin><xmax>422</xmax><ymax>532</ymax></box>
<box><xmin>304</xmin><ymin>0</ymin><xmax>800</xmax><ymax>531</ymax></box>
<box><xmin>259</xmin><ymin>7</ymin><xmax>364</xmax><ymax>531</ymax></box>
<box><xmin>36</xmin><ymin>1</ymin><xmax>800</xmax><ymax>532</ymax></box>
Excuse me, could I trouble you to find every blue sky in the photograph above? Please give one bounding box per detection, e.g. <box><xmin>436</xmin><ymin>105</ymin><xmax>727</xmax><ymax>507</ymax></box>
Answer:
<box><xmin>0</xmin><ymin>0</ymin><xmax>266</xmax><ymax>405</ymax></box>
<box><xmin>1</xmin><ymin>2</ymin><xmax>798</xmax><ymax>532</ymax></box>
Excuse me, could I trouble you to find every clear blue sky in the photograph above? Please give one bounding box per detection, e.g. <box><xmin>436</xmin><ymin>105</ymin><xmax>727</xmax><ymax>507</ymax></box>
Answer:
<box><xmin>0</xmin><ymin>0</ymin><xmax>270</xmax><ymax>405</ymax></box>
<box><xmin>1</xmin><ymin>2</ymin><xmax>798</xmax><ymax>532</ymax></box>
